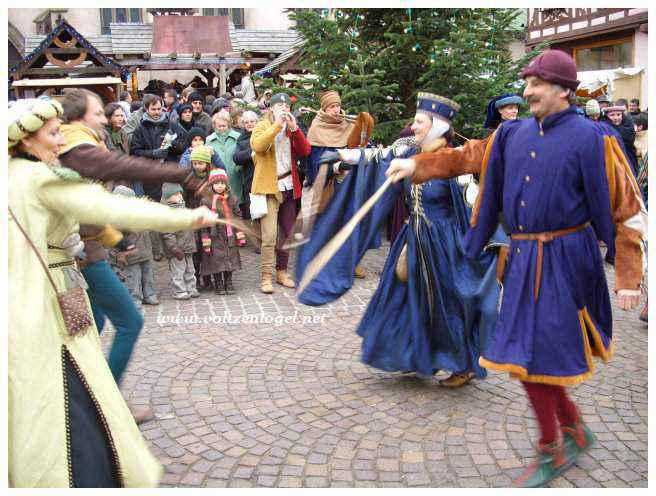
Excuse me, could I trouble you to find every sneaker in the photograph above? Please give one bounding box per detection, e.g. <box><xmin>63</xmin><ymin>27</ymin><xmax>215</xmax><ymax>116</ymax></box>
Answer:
<box><xmin>639</xmin><ymin>303</ymin><xmax>648</xmax><ymax>323</ymax></box>
<box><xmin>143</xmin><ymin>296</ymin><xmax>160</xmax><ymax>305</ymax></box>
<box><xmin>173</xmin><ymin>292</ymin><xmax>190</xmax><ymax>300</ymax></box>
<box><xmin>189</xmin><ymin>290</ymin><xmax>200</xmax><ymax>298</ymax></box>
<box><xmin>512</xmin><ymin>440</ymin><xmax>576</xmax><ymax>488</ymax></box>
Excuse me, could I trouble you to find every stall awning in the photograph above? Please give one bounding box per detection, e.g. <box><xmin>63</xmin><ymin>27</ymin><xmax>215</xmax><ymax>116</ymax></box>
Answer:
<box><xmin>576</xmin><ymin>67</ymin><xmax>644</xmax><ymax>97</ymax></box>
<box><xmin>254</xmin><ymin>41</ymin><xmax>304</xmax><ymax>76</ymax></box>
<box><xmin>12</xmin><ymin>76</ymin><xmax>123</xmax><ymax>87</ymax></box>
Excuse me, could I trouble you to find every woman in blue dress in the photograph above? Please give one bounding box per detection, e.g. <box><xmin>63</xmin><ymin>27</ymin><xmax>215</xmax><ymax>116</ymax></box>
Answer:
<box><xmin>297</xmin><ymin>93</ymin><xmax>504</xmax><ymax>387</ymax></box>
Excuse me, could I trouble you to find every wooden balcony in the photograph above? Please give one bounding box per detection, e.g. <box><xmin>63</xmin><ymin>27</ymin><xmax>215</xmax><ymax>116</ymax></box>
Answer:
<box><xmin>526</xmin><ymin>8</ymin><xmax>648</xmax><ymax>46</ymax></box>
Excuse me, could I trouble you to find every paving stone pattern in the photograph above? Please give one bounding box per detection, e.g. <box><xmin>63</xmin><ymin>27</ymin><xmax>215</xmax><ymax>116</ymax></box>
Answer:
<box><xmin>101</xmin><ymin>241</ymin><xmax>648</xmax><ymax>488</ymax></box>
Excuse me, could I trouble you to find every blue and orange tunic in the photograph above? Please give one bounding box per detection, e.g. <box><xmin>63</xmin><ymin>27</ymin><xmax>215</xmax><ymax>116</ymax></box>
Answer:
<box><xmin>411</xmin><ymin>106</ymin><xmax>645</xmax><ymax>386</ymax></box>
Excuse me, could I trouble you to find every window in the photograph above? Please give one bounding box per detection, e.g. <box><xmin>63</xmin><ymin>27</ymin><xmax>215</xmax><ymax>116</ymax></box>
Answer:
<box><xmin>202</xmin><ymin>8</ymin><xmax>245</xmax><ymax>28</ymax></box>
<box><xmin>574</xmin><ymin>39</ymin><xmax>633</xmax><ymax>71</ymax></box>
<box><xmin>101</xmin><ymin>8</ymin><xmax>143</xmax><ymax>34</ymax></box>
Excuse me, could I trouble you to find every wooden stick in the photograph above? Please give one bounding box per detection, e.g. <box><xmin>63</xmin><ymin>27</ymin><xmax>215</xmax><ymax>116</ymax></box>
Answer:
<box><xmin>296</xmin><ymin>171</ymin><xmax>399</xmax><ymax>295</ymax></box>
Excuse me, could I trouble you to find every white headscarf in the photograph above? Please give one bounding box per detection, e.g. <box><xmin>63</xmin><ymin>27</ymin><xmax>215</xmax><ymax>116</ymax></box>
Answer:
<box><xmin>415</xmin><ymin>114</ymin><xmax>451</xmax><ymax>146</ymax></box>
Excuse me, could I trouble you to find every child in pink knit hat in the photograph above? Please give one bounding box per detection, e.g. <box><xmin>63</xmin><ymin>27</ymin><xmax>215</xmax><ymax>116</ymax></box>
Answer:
<box><xmin>199</xmin><ymin>169</ymin><xmax>244</xmax><ymax>294</ymax></box>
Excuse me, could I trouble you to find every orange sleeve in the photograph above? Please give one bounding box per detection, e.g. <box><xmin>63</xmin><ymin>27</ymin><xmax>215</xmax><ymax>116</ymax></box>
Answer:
<box><xmin>605</xmin><ymin>135</ymin><xmax>645</xmax><ymax>291</ymax></box>
<box><xmin>411</xmin><ymin>136</ymin><xmax>490</xmax><ymax>184</ymax></box>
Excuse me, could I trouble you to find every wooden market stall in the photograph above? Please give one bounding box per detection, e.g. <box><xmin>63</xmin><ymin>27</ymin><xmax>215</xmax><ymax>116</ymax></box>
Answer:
<box><xmin>9</xmin><ymin>18</ymin><xmax>126</xmax><ymax>102</ymax></box>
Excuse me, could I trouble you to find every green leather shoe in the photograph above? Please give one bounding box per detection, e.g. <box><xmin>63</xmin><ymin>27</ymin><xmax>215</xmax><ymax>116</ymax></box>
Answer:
<box><xmin>512</xmin><ymin>441</ymin><xmax>576</xmax><ymax>488</ymax></box>
<box><xmin>562</xmin><ymin>418</ymin><xmax>596</xmax><ymax>457</ymax></box>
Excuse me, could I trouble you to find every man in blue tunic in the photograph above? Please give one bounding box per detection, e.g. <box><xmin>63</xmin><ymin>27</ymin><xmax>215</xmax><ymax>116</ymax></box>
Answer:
<box><xmin>386</xmin><ymin>50</ymin><xmax>645</xmax><ymax>487</ymax></box>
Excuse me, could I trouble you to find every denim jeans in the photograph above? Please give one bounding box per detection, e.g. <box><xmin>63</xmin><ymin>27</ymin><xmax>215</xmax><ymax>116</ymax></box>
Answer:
<box><xmin>82</xmin><ymin>260</ymin><xmax>144</xmax><ymax>385</ymax></box>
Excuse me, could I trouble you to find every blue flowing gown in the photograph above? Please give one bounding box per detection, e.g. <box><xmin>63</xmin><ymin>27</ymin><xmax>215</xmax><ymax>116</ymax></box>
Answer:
<box><xmin>358</xmin><ymin>173</ymin><xmax>500</xmax><ymax>377</ymax></box>
<box><xmin>296</xmin><ymin>145</ymin><xmax>502</xmax><ymax>377</ymax></box>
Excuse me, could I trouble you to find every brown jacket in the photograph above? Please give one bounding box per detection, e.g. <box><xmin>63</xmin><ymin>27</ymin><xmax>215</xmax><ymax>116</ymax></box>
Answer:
<box><xmin>59</xmin><ymin>143</ymin><xmax>201</xmax><ymax>263</ymax></box>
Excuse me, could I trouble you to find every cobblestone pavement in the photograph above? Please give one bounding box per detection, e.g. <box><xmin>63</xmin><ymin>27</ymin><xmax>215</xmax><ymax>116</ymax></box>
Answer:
<box><xmin>101</xmin><ymin>241</ymin><xmax>648</xmax><ymax>488</ymax></box>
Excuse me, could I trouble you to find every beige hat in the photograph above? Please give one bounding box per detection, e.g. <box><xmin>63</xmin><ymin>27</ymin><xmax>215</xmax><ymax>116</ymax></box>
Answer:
<box><xmin>320</xmin><ymin>90</ymin><xmax>341</xmax><ymax>111</ymax></box>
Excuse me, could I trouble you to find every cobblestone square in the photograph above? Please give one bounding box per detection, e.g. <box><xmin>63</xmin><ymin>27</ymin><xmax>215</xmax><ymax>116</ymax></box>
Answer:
<box><xmin>102</xmin><ymin>241</ymin><xmax>648</xmax><ymax>488</ymax></box>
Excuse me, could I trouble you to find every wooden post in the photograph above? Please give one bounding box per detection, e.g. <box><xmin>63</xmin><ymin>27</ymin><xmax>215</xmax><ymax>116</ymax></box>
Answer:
<box><xmin>131</xmin><ymin>70</ymin><xmax>138</xmax><ymax>97</ymax></box>
<box><xmin>219</xmin><ymin>63</ymin><xmax>227</xmax><ymax>96</ymax></box>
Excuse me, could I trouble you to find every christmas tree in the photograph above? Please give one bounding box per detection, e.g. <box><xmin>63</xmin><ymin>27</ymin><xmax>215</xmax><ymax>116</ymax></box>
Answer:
<box><xmin>262</xmin><ymin>8</ymin><xmax>548</xmax><ymax>143</ymax></box>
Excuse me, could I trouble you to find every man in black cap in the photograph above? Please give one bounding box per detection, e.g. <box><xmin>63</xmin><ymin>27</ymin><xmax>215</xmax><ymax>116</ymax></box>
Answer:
<box><xmin>596</xmin><ymin>94</ymin><xmax>611</xmax><ymax>111</ymax></box>
<box><xmin>187</xmin><ymin>91</ymin><xmax>213</xmax><ymax>135</ymax></box>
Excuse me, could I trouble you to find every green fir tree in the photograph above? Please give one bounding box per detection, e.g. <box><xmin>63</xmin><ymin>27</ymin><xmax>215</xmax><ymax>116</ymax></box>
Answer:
<box><xmin>258</xmin><ymin>8</ymin><xmax>549</xmax><ymax>143</ymax></box>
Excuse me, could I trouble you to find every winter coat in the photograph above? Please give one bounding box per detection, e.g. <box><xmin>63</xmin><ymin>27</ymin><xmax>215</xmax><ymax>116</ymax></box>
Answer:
<box><xmin>615</xmin><ymin>114</ymin><xmax>639</xmax><ymax>176</ymax></box>
<box><xmin>199</xmin><ymin>193</ymin><xmax>242</xmax><ymax>274</ymax></box>
<box><xmin>121</xmin><ymin>230</ymin><xmax>153</xmax><ymax>265</ymax></box>
<box><xmin>103</xmin><ymin>126</ymin><xmax>130</xmax><ymax>155</ymax></box>
<box><xmin>192</xmin><ymin>111</ymin><xmax>213</xmax><ymax>136</ymax></box>
<box><xmin>123</xmin><ymin>107</ymin><xmax>145</xmax><ymax>142</ymax></box>
<box><xmin>250</xmin><ymin>113</ymin><xmax>311</xmax><ymax>200</ymax></box>
<box><xmin>166</xmin><ymin>120</ymin><xmax>194</xmax><ymax>163</ymax></box>
<box><xmin>160</xmin><ymin>202</ymin><xmax>198</xmax><ymax>257</ymax></box>
<box><xmin>206</xmin><ymin>128</ymin><xmax>244</xmax><ymax>204</ymax></box>
<box><xmin>8</xmin><ymin>155</ymin><xmax>201</xmax><ymax>487</ymax></box>
<box><xmin>130</xmin><ymin>113</ymin><xmax>176</xmax><ymax>201</ymax></box>
<box><xmin>233</xmin><ymin>129</ymin><xmax>256</xmax><ymax>216</ymax></box>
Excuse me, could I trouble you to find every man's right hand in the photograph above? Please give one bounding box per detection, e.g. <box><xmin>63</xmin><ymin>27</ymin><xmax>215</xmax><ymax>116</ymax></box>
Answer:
<box><xmin>274</xmin><ymin>111</ymin><xmax>286</xmax><ymax>126</ymax></box>
<box><xmin>173</xmin><ymin>249</ymin><xmax>185</xmax><ymax>261</ymax></box>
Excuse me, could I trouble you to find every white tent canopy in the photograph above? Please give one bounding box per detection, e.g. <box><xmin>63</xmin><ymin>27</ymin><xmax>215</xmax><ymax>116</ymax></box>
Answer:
<box><xmin>576</xmin><ymin>66</ymin><xmax>645</xmax><ymax>98</ymax></box>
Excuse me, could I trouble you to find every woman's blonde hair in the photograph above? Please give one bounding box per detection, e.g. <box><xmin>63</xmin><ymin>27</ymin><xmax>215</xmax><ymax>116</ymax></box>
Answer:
<box><xmin>8</xmin><ymin>99</ymin><xmax>63</xmax><ymax>149</ymax></box>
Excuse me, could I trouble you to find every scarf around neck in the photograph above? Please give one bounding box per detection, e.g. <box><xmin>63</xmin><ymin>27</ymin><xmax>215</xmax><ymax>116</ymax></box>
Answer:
<box><xmin>59</xmin><ymin>122</ymin><xmax>107</xmax><ymax>154</ymax></box>
<box><xmin>211</xmin><ymin>193</ymin><xmax>234</xmax><ymax>237</ymax></box>
<box><xmin>307</xmin><ymin>110</ymin><xmax>355</xmax><ymax>147</ymax></box>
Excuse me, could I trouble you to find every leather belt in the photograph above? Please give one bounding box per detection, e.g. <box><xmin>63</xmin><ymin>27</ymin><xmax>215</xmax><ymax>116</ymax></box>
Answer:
<box><xmin>277</xmin><ymin>171</ymin><xmax>291</xmax><ymax>180</ymax></box>
<box><xmin>48</xmin><ymin>260</ymin><xmax>76</xmax><ymax>269</ymax></box>
<box><xmin>511</xmin><ymin>221</ymin><xmax>591</xmax><ymax>302</ymax></box>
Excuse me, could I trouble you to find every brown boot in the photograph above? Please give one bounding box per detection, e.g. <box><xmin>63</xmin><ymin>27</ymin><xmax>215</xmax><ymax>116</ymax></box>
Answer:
<box><xmin>276</xmin><ymin>270</ymin><xmax>296</xmax><ymax>288</ymax></box>
<box><xmin>354</xmin><ymin>265</ymin><xmax>367</xmax><ymax>279</ymax></box>
<box><xmin>439</xmin><ymin>372</ymin><xmax>475</xmax><ymax>387</ymax></box>
<box><xmin>261</xmin><ymin>272</ymin><xmax>274</xmax><ymax>294</ymax></box>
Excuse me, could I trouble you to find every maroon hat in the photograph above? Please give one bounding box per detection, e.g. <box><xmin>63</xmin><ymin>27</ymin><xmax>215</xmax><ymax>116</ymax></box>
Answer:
<box><xmin>520</xmin><ymin>50</ymin><xmax>580</xmax><ymax>91</ymax></box>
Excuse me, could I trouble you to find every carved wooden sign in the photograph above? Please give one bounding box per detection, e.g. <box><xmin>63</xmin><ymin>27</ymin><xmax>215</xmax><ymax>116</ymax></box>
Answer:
<box><xmin>45</xmin><ymin>49</ymin><xmax>87</xmax><ymax>68</ymax></box>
